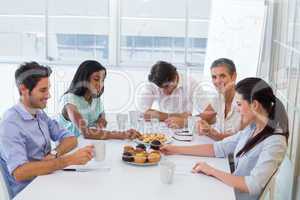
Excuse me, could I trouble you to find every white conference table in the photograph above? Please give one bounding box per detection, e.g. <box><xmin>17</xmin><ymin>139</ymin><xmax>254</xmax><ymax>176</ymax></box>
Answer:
<box><xmin>14</xmin><ymin>122</ymin><xmax>236</xmax><ymax>200</ymax></box>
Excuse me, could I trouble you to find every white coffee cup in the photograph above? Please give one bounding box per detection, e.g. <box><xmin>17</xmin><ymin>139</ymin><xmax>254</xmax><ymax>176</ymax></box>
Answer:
<box><xmin>93</xmin><ymin>141</ymin><xmax>106</xmax><ymax>162</ymax></box>
<box><xmin>160</xmin><ymin>160</ymin><xmax>176</xmax><ymax>184</ymax></box>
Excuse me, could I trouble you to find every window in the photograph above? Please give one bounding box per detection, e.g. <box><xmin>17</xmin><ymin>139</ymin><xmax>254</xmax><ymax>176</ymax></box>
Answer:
<box><xmin>187</xmin><ymin>0</ymin><xmax>210</xmax><ymax>65</ymax></box>
<box><xmin>0</xmin><ymin>0</ymin><xmax>46</xmax><ymax>60</ymax></box>
<box><xmin>0</xmin><ymin>0</ymin><xmax>211</xmax><ymax>68</ymax></box>
<box><xmin>48</xmin><ymin>0</ymin><xmax>110</xmax><ymax>62</ymax></box>
<box><xmin>120</xmin><ymin>0</ymin><xmax>210</xmax><ymax>66</ymax></box>
<box><xmin>57</xmin><ymin>34</ymin><xmax>108</xmax><ymax>60</ymax></box>
<box><xmin>120</xmin><ymin>36</ymin><xmax>206</xmax><ymax>64</ymax></box>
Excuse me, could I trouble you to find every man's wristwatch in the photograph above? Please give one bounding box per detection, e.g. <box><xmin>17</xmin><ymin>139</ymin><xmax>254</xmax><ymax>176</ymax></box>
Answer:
<box><xmin>50</xmin><ymin>149</ymin><xmax>59</xmax><ymax>158</ymax></box>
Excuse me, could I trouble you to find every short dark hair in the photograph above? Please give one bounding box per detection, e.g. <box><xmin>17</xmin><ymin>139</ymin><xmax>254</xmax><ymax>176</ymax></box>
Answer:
<box><xmin>15</xmin><ymin>61</ymin><xmax>52</xmax><ymax>93</ymax></box>
<box><xmin>148</xmin><ymin>61</ymin><xmax>177</xmax><ymax>87</ymax></box>
<box><xmin>65</xmin><ymin>60</ymin><xmax>106</xmax><ymax>97</ymax></box>
<box><xmin>210</xmin><ymin>58</ymin><xmax>236</xmax><ymax>76</ymax></box>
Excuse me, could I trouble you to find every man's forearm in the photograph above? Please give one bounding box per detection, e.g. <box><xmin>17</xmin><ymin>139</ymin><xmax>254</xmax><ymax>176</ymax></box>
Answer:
<box><xmin>168</xmin><ymin>112</ymin><xmax>191</xmax><ymax>118</ymax></box>
<box><xmin>55</xmin><ymin>136</ymin><xmax>77</xmax><ymax>156</ymax></box>
<box><xmin>161</xmin><ymin>112</ymin><xmax>191</xmax><ymax>122</ymax></box>
<box><xmin>13</xmin><ymin>155</ymin><xmax>73</xmax><ymax>181</ymax></box>
<box><xmin>157</xmin><ymin>111</ymin><xmax>169</xmax><ymax>121</ymax></box>
<box><xmin>144</xmin><ymin>109</ymin><xmax>168</xmax><ymax>121</ymax></box>
<box><xmin>145</xmin><ymin>109</ymin><xmax>190</xmax><ymax>121</ymax></box>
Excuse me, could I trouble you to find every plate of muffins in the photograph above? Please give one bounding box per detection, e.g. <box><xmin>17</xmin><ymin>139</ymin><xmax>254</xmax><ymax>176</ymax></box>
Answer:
<box><xmin>122</xmin><ymin>144</ymin><xmax>162</xmax><ymax>166</ymax></box>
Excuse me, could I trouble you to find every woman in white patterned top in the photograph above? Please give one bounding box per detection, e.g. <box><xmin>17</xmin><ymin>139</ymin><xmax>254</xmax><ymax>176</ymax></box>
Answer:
<box><xmin>193</xmin><ymin>58</ymin><xmax>242</xmax><ymax>141</ymax></box>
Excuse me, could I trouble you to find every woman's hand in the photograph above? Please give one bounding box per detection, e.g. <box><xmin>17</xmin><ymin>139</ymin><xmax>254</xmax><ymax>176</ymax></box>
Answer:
<box><xmin>124</xmin><ymin>129</ymin><xmax>142</xmax><ymax>140</ymax></box>
<box><xmin>197</xmin><ymin>119</ymin><xmax>212</xmax><ymax>136</ymax></box>
<box><xmin>192</xmin><ymin>161</ymin><xmax>215</xmax><ymax>176</ymax></box>
<box><xmin>97</xmin><ymin>117</ymin><xmax>107</xmax><ymax>129</ymax></box>
<box><xmin>199</xmin><ymin>105</ymin><xmax>217</xmax><ymax>124</ymax></box>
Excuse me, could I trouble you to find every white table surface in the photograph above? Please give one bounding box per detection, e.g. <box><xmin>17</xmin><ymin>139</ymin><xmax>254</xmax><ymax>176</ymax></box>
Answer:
<box><xmin>14</xmin><ymin>122</ymin><xmax>236</xmax><ymax>200</ymax></box>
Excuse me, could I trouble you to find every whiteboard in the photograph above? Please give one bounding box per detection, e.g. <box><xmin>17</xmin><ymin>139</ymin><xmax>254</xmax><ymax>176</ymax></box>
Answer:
<box><xmin>204</xmin><ymin>0</ymin><xmax>265</xmax><ymax>80</ymax></box>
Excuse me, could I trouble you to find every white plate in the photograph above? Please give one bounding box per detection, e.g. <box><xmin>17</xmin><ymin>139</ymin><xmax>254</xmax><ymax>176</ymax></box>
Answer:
<box><xmin>123</xmin><ymin>160</ymin><xmax>159</xmax><ymax>166</ymax></box>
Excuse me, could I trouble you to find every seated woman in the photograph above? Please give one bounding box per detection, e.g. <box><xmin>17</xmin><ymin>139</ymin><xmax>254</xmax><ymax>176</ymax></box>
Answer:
<box><xmin>161</xmin><ymin>77</ymin><xmax>289</xmax><ymax>200</ymax></box>
<box><xmin>58</xmin><ymin>60</ymin><xmax>140</xmax><ymax>140</ymax></box>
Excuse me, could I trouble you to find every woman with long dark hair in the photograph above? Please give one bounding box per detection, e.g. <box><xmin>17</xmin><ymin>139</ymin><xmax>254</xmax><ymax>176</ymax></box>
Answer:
<box><xmin>160</xmin><ymin>77</ymin><xmax>289</xmax><ymax>200</ymax></box>
<box><xmin>58</xmin><ymin>60</ymin><xmax>140</xmax><ymax>140</ymax></box>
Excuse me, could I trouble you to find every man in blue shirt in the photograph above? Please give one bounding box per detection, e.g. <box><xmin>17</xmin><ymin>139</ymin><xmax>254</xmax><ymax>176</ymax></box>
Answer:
<box><xmin>0</xmin><ymin>62</ymin><xmax>94</xmax><ymax>198</ymax></box>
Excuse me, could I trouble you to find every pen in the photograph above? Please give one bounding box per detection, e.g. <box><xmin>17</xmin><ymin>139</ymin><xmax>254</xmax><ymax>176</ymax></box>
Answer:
<box><xmin>62</xmin><ymin>168</ymin><xmax>90</xmax><ymax>172</ymax></box>
<box><xmin>62</xmin><ymin>168</ymin><xmax>77</xmax><ymax>171</ymax></box>
<box><xmin>174</xmin><ymin>130</ymin><xmax>189</xmax><ymax>133</ymax></box>
<box><xmin>62</xmin><ymin>168</ymin><xmax>108</xmax><ymax>172</ymax></box>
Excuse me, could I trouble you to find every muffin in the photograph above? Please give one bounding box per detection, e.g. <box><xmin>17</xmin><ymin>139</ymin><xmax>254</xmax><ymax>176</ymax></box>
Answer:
<box><xmin>147</xmin><ymin>152</ymin><xmax>161</xmax><ymax>163</ymax></box>
<box><xmin>134</xmin><ymin>152</ymin><xmax>147</xmax><ymax>164</ymax></box>
<box><xmin>150</xmin><ymin>140</ymin><xmax>162</xmax><ymax>150</ymax></box>
<box><xmin>122</xmin><ymin>152</ymin><xmax>134</xmax><ymax>162</ymax></box>
<box><xmin>123</xmin><ymin>145</ymin><xmax>135</xmax><ymax>154</ymax></box>
<box><xmin>136</xmin><ymin>143</ymin><xmax>146</xmax><ymax>151</ymax></box>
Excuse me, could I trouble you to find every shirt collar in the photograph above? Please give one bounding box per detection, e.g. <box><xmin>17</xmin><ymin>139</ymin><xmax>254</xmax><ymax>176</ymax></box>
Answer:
<box><xmin>249</xmin><ymin>122</ymin><xmax>256</xmax><ymax>131</ymax></box>
<box><xmin>177</xmin><ymin>73</ymin><xmax>183</xmax><ymax>89</ymax></box>
<box><xmin>14</xmin><ymin>102</ymin><xmax>42</xmax><ymax>120</ymax></box>
<box><xmin>219</xmin><ymin>93</ymin><xmax>238</xmax><ymax>120</ymax></box>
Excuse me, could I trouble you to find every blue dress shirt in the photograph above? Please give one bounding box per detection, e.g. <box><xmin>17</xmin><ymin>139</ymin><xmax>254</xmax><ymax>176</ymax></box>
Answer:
<box><xmin>213</xmin><ymin>123</ymin><xmax>287</xmax><ymax>200</ymax></box>
<box><xmin>0</xmin><ymin>103</ymin><xmax>74</xmax><ymax>197</ymax></box>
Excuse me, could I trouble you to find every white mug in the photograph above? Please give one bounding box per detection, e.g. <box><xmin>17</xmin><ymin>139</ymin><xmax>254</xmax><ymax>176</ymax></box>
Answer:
<box><xmin>160</xmin><ymin>160</ymin><xmax>176</xmax><ymax>184</ymax></box>
<box><xmin>93</xmin><ymin>141</ymin><xmax>106</xmax><ymax>162</ymax></box>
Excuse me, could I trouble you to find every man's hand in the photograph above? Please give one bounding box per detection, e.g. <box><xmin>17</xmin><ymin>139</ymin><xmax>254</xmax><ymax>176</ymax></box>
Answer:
<box><xmin>165</xmin><ymin>116</ymin><xmax>186</xmax><ymax>129</ymax></box>
<box><xmin>68</xmin><ymin>145</ymin><xmax>94</xmax><ymax>165</ymax></box>
<box><xmin>144</xmin><ymin>109</ymin><xmax>160</xmax><ymax>121</ymax></box>
<box><xmin>42</xmin><ymin>154</ymin><xmax>56</xmax><ymax>161</ymax></box>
